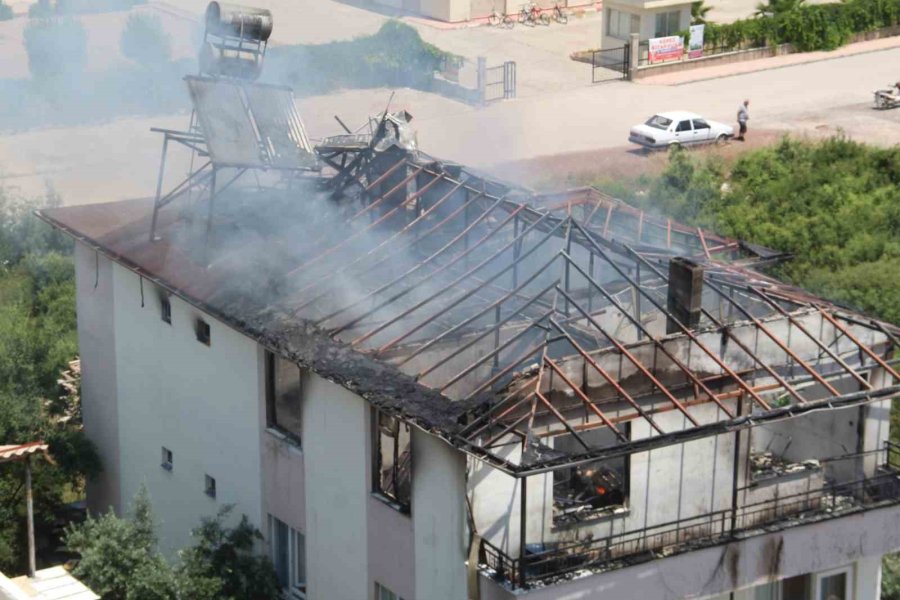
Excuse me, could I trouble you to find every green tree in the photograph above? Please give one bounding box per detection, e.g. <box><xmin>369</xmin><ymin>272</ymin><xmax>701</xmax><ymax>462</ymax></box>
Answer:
<box><xmin>691</xmin><ymin>0</ymin><xmax>713</xmax><ymax>24</ymax></box>
<box><xmin>23</xmin><ymin>17</ymin><xmax>87</xmax><ymax>87</ymax></box>
<box><xmin>175</xmin><ymin>506</ymin><xmax>280</xmax><ymax>600</ymax></box>
<box><xmin>0</xmin><ymin>1</ymin><xmax>13</xmax><ymax>21</ymax></box>
<box><xmin>64</xmin><ymin>485</ymin><xmax>176</xmax><ymax>600</ymax></box>
<box><xmin>885</xmin><ymin>552</ymin><xmax>900</xmax><ymax>599</ymax></box>
<box><xmin>120</xmin><ymin>12</ymin><xmax>171</xmax><ymax>69</ymax></box>
<box><xmin>0</xmin><ymin>185</ymin><xmax>97</xmax><ymax>573</ymax></box>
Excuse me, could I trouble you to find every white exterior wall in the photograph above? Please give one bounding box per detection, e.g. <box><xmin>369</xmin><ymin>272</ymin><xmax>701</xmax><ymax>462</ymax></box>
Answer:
<box><xmin>75</xmin><ymin>243</ymin><xmax>121</xmax><ymax>515</ymax></box>
<box><xmin>302</xmin><ymin>374</ymin><xmax>370</xmax><ymax>600</ymax></box>
<box><xmin>109</xmin><ymin>261</ymin><xmax>264</xmax><ymax>554</ymax></box>
<box><xmin>412</xmin><ymin>429</ymin><xmax>468</xmax><ymax>600</ymax></box>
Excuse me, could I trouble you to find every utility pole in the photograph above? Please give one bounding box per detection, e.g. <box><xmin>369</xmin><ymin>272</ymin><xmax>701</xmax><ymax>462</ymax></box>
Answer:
<box><xmin>25</xmin><ymin>455</ymin><xmax>35</xmax><ymax>577</ymax></box>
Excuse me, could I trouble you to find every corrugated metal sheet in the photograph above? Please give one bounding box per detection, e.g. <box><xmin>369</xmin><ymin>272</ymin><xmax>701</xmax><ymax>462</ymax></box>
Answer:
<box><xmin>0</xmin><ymin>443</ymin><xmax>48</xmax><ymax>464</ymax></box>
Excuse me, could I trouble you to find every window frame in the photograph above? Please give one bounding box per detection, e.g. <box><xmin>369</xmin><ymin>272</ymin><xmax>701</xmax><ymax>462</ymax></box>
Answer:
<box><xmin>195</xmin><ymin>318</ymin><xmax>210</xmax><ymax>345</ymax></box>
<box><xmin>161</xmin><ymin>447</ymin><xmax>173</xmax><ymax>471</ymax></box>
<box><xmin>265</xmin><ymin>351</ymin><xmax>304</xmax><ymax>446</ymax></box>
<box><xmin>607</xmin><ymin>8</ymin><xmax>639</xmax><ymax>40</ymax></box>
<box><xmin>654</xmin><ymin>9</ymin><xmax>681</xmax><ymax>37</ymax></box>
<box><xmin>814</xmin><ymin>566</ymin><xmax>853</xmax><ymax>600</ymax></box>
<box><xmin>375</xmin><ymin>582</ymin><xmax>404</xmax><ymax>600</ymax></box>
<box><xmin>268</xmin><ymin>516</ymin><xmax>307</xmax><ymax>599</ymax></box>
<box><xmin>204</xmin><ymin>474</ymin><xmax>216</xmax><ymax>498</ymax></box>
<box><xmin>160</xmin><ymin>295</ymin><xmax>171</xmax><ymax>324</ymax></box>
<box><xmin>371</xmin><ymin>408</ymin><xmax>412</xmax><ymax>514</ymax></box>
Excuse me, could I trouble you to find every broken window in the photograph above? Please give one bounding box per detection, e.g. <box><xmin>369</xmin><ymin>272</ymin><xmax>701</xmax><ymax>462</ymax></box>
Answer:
<box><xmin>160</xmin><ymin>295</ymin><xmax>171</xmax><ymax>324</ymax></box>
<box><xmin>553</xmin><ymin>426</ymin><xmax>629</xmax><ymax>522</ymax></box>
<box><xmin>195</xmin><ymin>318</ymin><xmax>210</xmax><ymax>345</ymax></box>
<box><xmin>373</xmin><ymin>409</ymin><xmax>411</xmax><ymax>512</ymax></box>
<box><xmin>266</xmin><ymin>351</ymin><xmax>304</xmax><ymax>444</ymax></box>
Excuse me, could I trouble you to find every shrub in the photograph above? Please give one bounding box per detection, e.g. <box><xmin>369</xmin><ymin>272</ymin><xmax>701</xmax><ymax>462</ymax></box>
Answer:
<box><xmin>22</xmin><ymin>17</ymin><xmax>87</xmax><ymax>85</ymax></box>
<box><xmin>120</xmin><ymin>12</ymin><xmax>171</xmax><ymax>68</ymax></box>
<box><xmin>703</xmin><ymin>0</ymin><xmax>900</xmax><ymax>52</ymax></box>
<box><xmin>266</xmin><ymin>20</ymin><xmax>456</xmax><ymax>96</ymax></box>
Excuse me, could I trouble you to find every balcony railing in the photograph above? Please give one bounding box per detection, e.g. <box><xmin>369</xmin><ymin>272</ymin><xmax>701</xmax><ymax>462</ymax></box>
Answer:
<box><xmin>479</xmin><ymin>445</ymin><xmax>900</xmax><ymax>589</ymax></box>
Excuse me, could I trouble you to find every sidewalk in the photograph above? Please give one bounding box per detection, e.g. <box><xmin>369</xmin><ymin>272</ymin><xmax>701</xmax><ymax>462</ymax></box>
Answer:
<box><xmin>637</xmin><ymin>35</ymin><xmax>900</xmax><ymax>86</ymax></box>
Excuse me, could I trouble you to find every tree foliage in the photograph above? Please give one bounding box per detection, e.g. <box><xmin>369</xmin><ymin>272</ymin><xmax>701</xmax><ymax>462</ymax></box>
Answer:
<box><xmin>23</xmin><ymin>17</ymin><xmax>88</xmax><ymax>92</ymax></box>
<box><xmin>65</xmin><ymin>485</ymin><xmax>176</xmax><ymax>600</ymax></box>
<box><xmin>120</xmin><ymin>12</ymin><xmax>171</xmax><ymax>69</ymax></box>
<box><xmin>0</xmin><ymin>185</ymin><xmax>98</xmax><ymax>573</ymax></box>
<box><xmin>66</xmin><ymin>490</ymin><xmax>279</xmax><ymax>600</ymax></box>
<box><xmin>175</xmin><ymin>507</ymin><xmax>280</xmax><ymax>600</ymax></box>
<box><xmin>266</xmin><ymin>20</ymin><xmax>456</xmax><ymax>97</ymax></box>
<box><xmin>703</xmin><ymin>0</ymin><xmax>900</xmax><ymax>52</ymax></box>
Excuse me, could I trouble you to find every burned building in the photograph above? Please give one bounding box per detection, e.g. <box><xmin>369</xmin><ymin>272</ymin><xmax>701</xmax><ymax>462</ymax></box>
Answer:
<box><xmin>37</xmin><ymin>15</ymin><xmax>900</xmax><ymax>599</ymax></box>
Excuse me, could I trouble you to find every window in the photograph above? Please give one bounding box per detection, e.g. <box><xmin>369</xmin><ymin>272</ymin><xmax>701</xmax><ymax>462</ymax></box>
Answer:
<box><xmin>160</xmin><ymin>295</ymin><xmax>171</xmax><ymax>324</ymax></box>
<box><xmin>269</xmin><ymin>516</ymin><xmax>306</xmax><ymax>599</ymax></box>
<box><xmin>204</xmin><ymin>475</ymin><xmax>216</xmax><ymax>498</ymax></box>
<box><xmin>654</xmin><ymin>10</ymin><xmax>681</xmax><ymax>37</ymax></box>
<box><xmin>553</xmin><ymin>426</ymin><xmax>629</xmax><ymax>523</ymax></box>
<box><xmin>692</xmin><ymin>119</ymin><xmax>710</xmax><ymax>130</ymax></box>
<box><xmin>373</xmin><ymin>409</ymin><xmax>411</xmax><ymax>512</ymax></box>
<box><xmin>195</xmin><ymin>318</ymin><xmax>210</xmax><ymax>345</ymax></box>
<box><xmin>266</xmin><ymin>351</ymin><xmax>304</xmax><ymax>444</ymax></box>
<box><xmin>752</xmin><ymin>574</ymin><xmax>809</xmax><ymax>600</ymax></box>
<box><xmin>816</xmin><ymin>568</ymin><xmax>850</xmax><ymax>600</ymax></box>
<box><xmin>161</xmin><ymin>447</ymin><xmax>173</xmax><ymax>471</ymax></box>
<box><xmin>375</xmin><ymin>583</ymin><xmax>405</xmax><ymax>600</ymax></box>
<box><xmin>645</xmin><ymin>115</ymin><xmax>673</xmax><ymax>130</ymax></box>
<box><xmin>676</xmin><ymin>120</ymin><xmax>693</xmax><ymax>132</ymax></box>
<box><xmin>607</xmin><ymin>8</ymin><xmax>640</xmax><ymax>39</ymax></box>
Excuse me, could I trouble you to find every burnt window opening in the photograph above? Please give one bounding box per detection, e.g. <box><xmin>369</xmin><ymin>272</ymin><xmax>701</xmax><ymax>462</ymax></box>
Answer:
<box><xmin>205</xmin><ymin>474</ymin><xmax>216</xmax><ymax>499</ymax></box>
<box><xmin>373</xmin><ymin>409</ymin><xmax>411</xmax><ymax>513</ymax></box>
<box><xmin>553</xmin><ymin>426</ymin><xmax>629</xmax><ymax>523</ymax></box>
<box><xmin>161</xmin><ymin>447</ymin><xmax>173</xmax><ymax>471</ymax></box>
<box><xmin>266</xmin><ymin>351</ymin><xmax>303</xmax><ymax>445</ymax></box>
<box><xmin>160</xmin><ymin>295</ymin><xmax>171</xmax><ymax>324</ymax></box>
<box><xmin>195</xmin><ymin>318</ymin><xmax>210</xmax><ymax>345</ymax></box>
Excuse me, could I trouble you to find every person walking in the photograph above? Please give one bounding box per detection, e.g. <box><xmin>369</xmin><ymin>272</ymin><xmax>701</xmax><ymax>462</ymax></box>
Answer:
<box><xmin>736</xmin><ymin>99</ymin><xmax>750</xmax><ymax>141</ymax></box>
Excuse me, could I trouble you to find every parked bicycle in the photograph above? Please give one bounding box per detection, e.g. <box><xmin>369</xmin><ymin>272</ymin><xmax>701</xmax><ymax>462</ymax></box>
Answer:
<box><xmin>518</xmin><ymin>1</ymin><xmax>549</xmax><ymax>26</ymax></box>
<box><xmin>552</xmin><ymin>2</ymin><xmax>568</xmax><ymax>23</ymax></box>
<box><xmin>488</xmin><ymin>4</ymin><xmax>515</xmax><ymax>27</ymax></box>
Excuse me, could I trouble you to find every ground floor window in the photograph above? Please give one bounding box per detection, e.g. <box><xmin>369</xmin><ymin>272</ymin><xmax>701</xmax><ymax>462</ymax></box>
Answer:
<box><xmin>607</xmin><ymin>8</ymin><xmax>640</xmax><ymax>39</ymax></box>
<box><xmin>268</xmin><ymin>515</ymin><xmax>306</xmax><ymax>599</ymax></box>
<box><xmin>375</xmin><ymin>582</ymin><xmax>405</xmax><ymax>600</ymax></box>
<box><xmin>552</xmin><ymin>426</ymin><xmax>629</xmax><ymax>523</ymax></box>
<box><xmin>373</xmin><ymin>409</ymin><xmax>412</xmax><ymax>512</ymax></box>
<box><xmin>654</xmin><ymin>10</ymin><xmax>681</xmax><ymax>37</ymax></box>
<box><xmin>753</xmin><ymin>574</ymin><xmax>810</xmax><ymax>600</ymax></box>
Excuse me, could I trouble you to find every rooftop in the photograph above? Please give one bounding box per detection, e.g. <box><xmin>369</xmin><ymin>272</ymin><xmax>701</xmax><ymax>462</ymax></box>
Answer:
<box><xmin>38</xmin><ymin>143</ymin><xmax>900</xmax><ymax>476</ymax></box>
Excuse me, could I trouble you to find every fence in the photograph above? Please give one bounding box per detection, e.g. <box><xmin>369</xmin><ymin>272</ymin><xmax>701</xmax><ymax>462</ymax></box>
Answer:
<box><xmin>591</xmin><ymin>45</ymin><xmax>630</xmax><ymax>83</ymax></box>
<box><xmin>433</xmin><ymin>56</ymin><xmax>516</xmax><ymax>105</ymax></box>
<box><xmin>483</xmin><ymin>61</ymin><xmax>517</xmax><ymax>102</ymax></box>
<box><xmin>479</xmin><ymin>445</ymin><xmax>900</xmax><ymax>589</ymax></box>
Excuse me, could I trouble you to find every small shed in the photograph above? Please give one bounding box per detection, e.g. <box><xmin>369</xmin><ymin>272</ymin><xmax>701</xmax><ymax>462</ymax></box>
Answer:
<box><xmin>600</xmin><ymin>0</ymin><xmax>691</xmax><ymax>52</ymax></box>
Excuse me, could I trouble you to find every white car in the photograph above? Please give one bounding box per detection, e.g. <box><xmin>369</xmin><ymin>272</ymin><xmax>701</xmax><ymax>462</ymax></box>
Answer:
<box><xmin>629</xmin><ymin>111</ymin><xmax>733</xmax><ymax>150</ymax></box>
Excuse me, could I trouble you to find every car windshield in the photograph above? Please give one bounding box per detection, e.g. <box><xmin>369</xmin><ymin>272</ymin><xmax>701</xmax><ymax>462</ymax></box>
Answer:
<box><xmin>645</xmin><ymin>115</ymin><xmax>673</xmax><ymax>130</ymax></box>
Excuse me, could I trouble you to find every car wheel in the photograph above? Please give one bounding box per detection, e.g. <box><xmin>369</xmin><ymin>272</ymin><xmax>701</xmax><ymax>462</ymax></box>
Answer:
<box><xmin>715</xmin><ymin>134</ymin><xmax>728</xmax><ymax>145</ymax></box>
<box><xmin>667</xmin><ymin>142</ymin><xmax>681</xmax><ymax>152</ymax></box>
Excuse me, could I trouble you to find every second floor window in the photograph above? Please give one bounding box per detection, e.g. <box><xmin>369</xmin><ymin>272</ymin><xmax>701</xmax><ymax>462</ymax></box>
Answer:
<box><xmin>373</xmin><ymin>409</ymin><xmax>411</xmax><ymax>512</ymax></box>
<box><xmin>266</xmin><ymin>351</ymin><xmax>304</xmax><ymax>445</ymax></box>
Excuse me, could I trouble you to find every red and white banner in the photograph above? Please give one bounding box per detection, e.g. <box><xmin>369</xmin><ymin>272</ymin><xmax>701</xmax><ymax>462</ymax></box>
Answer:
<box><xmin>648</xmin><ymin>35</ymin><xmax>684</xmax><ymax>64</ymax></box>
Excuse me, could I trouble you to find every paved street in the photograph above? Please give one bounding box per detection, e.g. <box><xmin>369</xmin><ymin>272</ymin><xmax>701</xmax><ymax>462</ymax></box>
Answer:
<box><xmin>0</xmin><ymin>0</ymin><xmax>897</xmax><ymax>204</ymax></box>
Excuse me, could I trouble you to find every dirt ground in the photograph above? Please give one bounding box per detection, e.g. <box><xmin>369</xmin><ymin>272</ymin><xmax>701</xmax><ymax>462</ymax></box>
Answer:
<box><xmin>489</xmin><ymin>129</ymin><xmax>819</xmax><ymax>189</ymax></box>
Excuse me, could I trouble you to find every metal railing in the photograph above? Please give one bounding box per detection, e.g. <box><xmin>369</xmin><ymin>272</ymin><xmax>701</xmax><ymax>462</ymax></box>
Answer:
<box><xmin>479</xmin><ymin>446</ymin><xmax>900</xmax><ymax>589</ymax></box>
